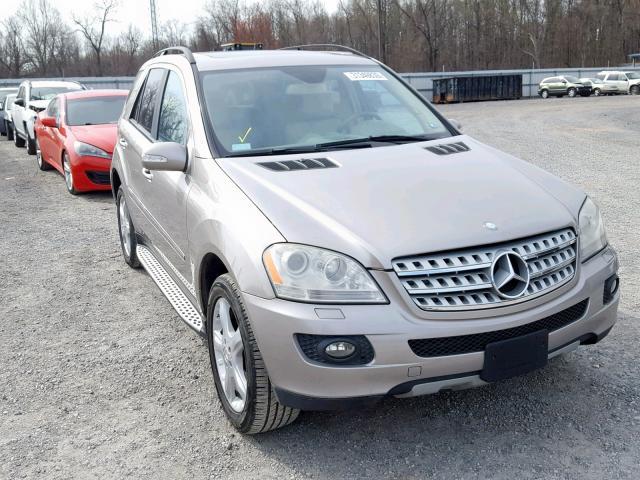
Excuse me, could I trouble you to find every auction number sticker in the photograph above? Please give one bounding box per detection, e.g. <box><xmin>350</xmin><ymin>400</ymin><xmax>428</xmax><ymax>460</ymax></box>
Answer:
<box><xmin>344</xmin><ymin>72</ymin><xmax>388</xmax><ymax>81</ymax></box>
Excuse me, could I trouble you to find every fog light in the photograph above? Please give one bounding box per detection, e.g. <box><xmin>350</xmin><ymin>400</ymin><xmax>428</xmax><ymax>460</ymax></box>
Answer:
<box><xmin>324</xmin><ymin>341</ymin><xmax>356</xmax><ymax>359</ymax></box>
<box><xmin>609</xmin><ymin>277</ymin><xmax>619</xmax><ymax>295</ymax></box>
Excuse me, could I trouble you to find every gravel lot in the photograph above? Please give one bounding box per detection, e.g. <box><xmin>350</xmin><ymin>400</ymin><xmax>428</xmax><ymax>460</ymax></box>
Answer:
<box><xmin>1</xmin><ymin>95</ymin><xmax>638</xmax><ymax>479</ymax></box>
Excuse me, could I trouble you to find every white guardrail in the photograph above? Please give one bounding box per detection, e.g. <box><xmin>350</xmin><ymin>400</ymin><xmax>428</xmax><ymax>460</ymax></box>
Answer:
<box><xmin>1</xmin><ymin>66</ymin><xmax>639</xmax><ymax>99</ymax></box>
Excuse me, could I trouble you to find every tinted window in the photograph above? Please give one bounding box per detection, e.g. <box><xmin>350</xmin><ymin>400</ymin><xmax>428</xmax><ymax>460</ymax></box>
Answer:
<box><xmin>201</xmin><ymin>65</ymin><xmax>451</xmax><ymax>155</ymax></box>
<box><xmin>66</xmin><ymin>96</ymin><xmax>126</xmax><ymax>126</ymax></box>
<box><xmin>157</xmin><ymin>71</ymin><xmax>188</xmax><ymax>144</ymax></box>
<box><xmin>626</xmin><ymin>72</ymin><xmax>640</xmax><ymax>80</ymax></box>
<box><xmin>17</xmin><ymin>86</ymin><xmax>25</xmax><ymax>100</ymax></box>
<box><xmin>596</xmin><ymin>73</ymin><xmax>606</xmax><ymax>80</ymax></box>
<box><xmin>135</xmin><ymin>68</ymin><xmax>165</xmax><ymax>134</ymax></box>
<box><xmin>30</xmin><ymin>85</ymin><xmax>82</xmax><ymax>101</ymax></box>
<box><xmin>608</xmin><ymin>74</ymin><xmax>619</xmax><ymax>81</ymax></box>
<box><xmin>565</xmin><ymin>76</ymin><xmax>579</xmax><ymax>83</ymax></box>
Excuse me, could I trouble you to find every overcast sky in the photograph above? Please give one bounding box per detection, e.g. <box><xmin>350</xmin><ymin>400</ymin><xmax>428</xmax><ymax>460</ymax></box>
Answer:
<box><xmin>1</xmin><ymin>0</ymin><xmax>341</xmax><ymax>35</ymax></box>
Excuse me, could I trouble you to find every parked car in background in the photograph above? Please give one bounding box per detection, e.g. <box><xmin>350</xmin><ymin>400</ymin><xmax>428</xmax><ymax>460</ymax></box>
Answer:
<box><xmin>580</xmin><ymin>78</ymin><xmax>619</xmax><ymax>96</ymax></box>
<box><xmin>34</xmin><ymin>89</ymin><xmax>128</xmax><ymax>194</ymax></box>
<box><xmin>0</xmin><ymin>87</ymin><xmax>18</xmax><ymax>136</ymax></box>
<box><xmin>112</xmin><ymin>46</ymin><xmax>619</xmax><ymax>433</ymax></box>
<box><xmin>538</xmin><ymin>76</ymin><xmax>591</xmax><ymax>98</ymax></box>
<box><xmin>596</xmin><ymin>71</ymin><xmax>640</xmax><ymax>95</ymax></box>
<box><xmin>11</xmin><ymin>80</ymin><xmax>85</xmax><ymax>154</ymax></box>
<box><xmin>2</xmin><ymin>92</ymin><xmax>18</xmax><ymax>140</ymax></box>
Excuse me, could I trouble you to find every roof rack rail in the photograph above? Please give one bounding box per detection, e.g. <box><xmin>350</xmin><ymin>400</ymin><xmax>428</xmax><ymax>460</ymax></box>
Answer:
<box><xmin>154</xmin><ymin>46</ymin><xmax>196</xmax><ymax>64</ymax></box>
<box><xmin>280</xmin><ymin>44</ymin><xmax>370</xmax><ymax>59</ymax></box>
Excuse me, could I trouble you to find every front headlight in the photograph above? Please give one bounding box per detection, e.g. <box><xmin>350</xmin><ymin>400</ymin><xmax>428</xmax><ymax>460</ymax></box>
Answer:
<box><xmin>74</xmin><ymin>141</ymin><xmax>111</xmax><ymax>159</ymax></box>
<box><xmin>263</xmin><ymin>244</ymin><xmax>387</xmax><ymax>304</ymax></box>
<box><xmin>579</xmin><ymin>197</ymin><xmax>607</xmax><ymax>262</ymax></box>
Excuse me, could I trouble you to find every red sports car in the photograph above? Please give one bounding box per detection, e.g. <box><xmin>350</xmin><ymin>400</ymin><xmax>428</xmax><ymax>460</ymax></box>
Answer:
<box><xmin>34</xmin><ymin>89</ymin><xmax>128</xmax><ymax>194</ymax></box>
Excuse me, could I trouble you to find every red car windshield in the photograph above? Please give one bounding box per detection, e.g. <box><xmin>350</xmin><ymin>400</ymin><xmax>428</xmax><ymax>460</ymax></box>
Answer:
<box><xmin>66</xmin><ymin>96</ymin><xmax>126</xmax><ymax>126</ymax></box>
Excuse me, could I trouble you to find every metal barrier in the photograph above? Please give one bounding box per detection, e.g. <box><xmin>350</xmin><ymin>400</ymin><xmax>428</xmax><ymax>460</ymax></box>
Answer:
<box><xmin>1</xmin><ymin>66</ymin><xmax>639</xmax><ymax>99</ymax></box>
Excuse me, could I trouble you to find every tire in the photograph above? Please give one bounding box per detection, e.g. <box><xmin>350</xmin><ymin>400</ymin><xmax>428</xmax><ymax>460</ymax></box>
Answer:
<box><xmin>36</xmin><ymin>136</ymin><xmax>51</xmax><ymax>171</ymax></box>
<box><xmin>206</xmin><ymin>274</ymin><xmax>300</xmax><ymax>434</ymax></box>
<box><xmin>62</xmin><ymin>152</ymin><xmax>78</xmax><ymax>195</ymax></box>
<box><xmin>567</xmin><ymin>88</ymin><xmax>576</xmax><ymax>98</ymax></box>
<box><xmin>540</xmin><ymin>89</ymin><xmax>549</xmax><ymax>99</ymax></box>
<box><xmin>593</xmin><ymin>88</ymin><xmax>601</xmax><ymax>97</ymax></box>
<box><xmin>26</xmin><ymin>131</ymin><xmax>36</xmax><ymax>155</ymax></box>
<box><xmin>116</xmin><ymin>187</ymin><xmax>140</xmax><ymax>268</ymax></box>
<box><xmin>6</xmin><ymin>121</ymin><xmax>14</xmax><ymax>141</ymax></box>
<box><xmin>13</xmin><ymin>124</ymin><xmax>25</xmax><ymax>147</ymax></box>
<box><xmin>631</xmin><ymin>85</ymin><xmax>639</xmax><ymax>95</ymax></box>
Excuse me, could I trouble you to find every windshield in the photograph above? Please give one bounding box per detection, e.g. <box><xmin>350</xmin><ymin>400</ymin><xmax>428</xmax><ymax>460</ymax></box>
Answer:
<box><xmin>31</xmin><ymin>85</ymin><xmax>82</xmax><ymax>101</ymax></box>
<box><xmin>625</xmin><ymin>72</ymin><xmax>640</xmax><ymax>79</ymax></box>
<box><xmin>201</xmin><ymin>65</ymin><xmax>452</xmax><ymax>156</ymax></box>
<box><xmin>565</xmin><ymin>76</ymin><xmax>579</xmax><ymax>83</ymax></box>
<box><xmin>66</xmin><ymin>96</ymin><xmax>126</xmax><ymax>126</ymax></box>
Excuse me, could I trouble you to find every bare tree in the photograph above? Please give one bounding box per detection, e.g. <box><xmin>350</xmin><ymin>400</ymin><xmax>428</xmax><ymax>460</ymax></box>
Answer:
<box><xmin>73</xmin><ymin>0</ymin><xmax>118</xmax><ymax>76</ymax></box>
<box><xmin>0</xmin><ymin>16</ymin><xmax>27</xmax><ymax>77</ymax></box>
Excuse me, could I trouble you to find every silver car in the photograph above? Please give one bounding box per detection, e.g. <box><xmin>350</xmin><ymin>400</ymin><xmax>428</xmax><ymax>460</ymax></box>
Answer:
<box><xmin>0</xmin><ymin>87</ymin><xmax>18</xmax><ymax>136</ymax></box>
<box><xmin>111</xmin><ymin>46</ymin><xmax>620</xmax><ymax>433</ymax></box>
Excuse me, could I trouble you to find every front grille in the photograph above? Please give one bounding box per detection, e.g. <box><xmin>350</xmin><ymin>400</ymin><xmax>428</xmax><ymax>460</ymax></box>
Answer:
<box><xmin>392</xmin><ymin>228</ymin><xmax>577</xmax><ymax>310</ymax></box>
<box><xmin>86</xmin><ymin>170</ymin><xmax>111</xmax><ymax>185</ymax></box>
<box><xmin>408</xmin><ymin>299</ymin><xmax>588</xmax><ymax>358</ymax></box>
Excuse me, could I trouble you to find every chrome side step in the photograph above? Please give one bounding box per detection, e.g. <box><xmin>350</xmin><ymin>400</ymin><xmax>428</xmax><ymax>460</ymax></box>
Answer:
<box><xmin>137</xmin><ymin>245</ymin><xmax>204</xmax><ymax>334</ymax></box>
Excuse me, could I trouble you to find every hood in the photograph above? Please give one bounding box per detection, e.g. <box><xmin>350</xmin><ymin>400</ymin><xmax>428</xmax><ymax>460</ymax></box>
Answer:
<box><xmin>69</xmin><ymin>124</ymin><xmax>118</xmax><ymax>154</ymax></box>
<box><xmin>28</xmin><ymin>100</ymin><xmax>49</xmax><ymax>111</ymax></box>
<box><xmin>218</xmin><ymin>136</ymin><xmax>584</xmax><ymax>269</ymax></box>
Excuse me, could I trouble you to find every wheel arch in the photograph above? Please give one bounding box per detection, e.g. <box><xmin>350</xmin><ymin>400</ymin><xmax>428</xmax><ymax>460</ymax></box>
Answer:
<box><xmin>199</xmin><ymin>252</ymin><xmax>229</xmax><ymax>318</ymax></box>
<box><xmin>111</xmin><ymin>168</ymin><xmax>121</xmax><ymax>201</ymax></box>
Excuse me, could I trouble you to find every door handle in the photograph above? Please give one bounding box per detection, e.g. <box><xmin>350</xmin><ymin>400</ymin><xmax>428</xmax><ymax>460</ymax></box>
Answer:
<box><xmin>142</xmin><ymin>168</ymin><xmax>153</xmax><ymax>181</ymax></box>
<box><xmin>119</xmin><ymin>137</ymin><xmax>128</xmax><ymax>148</ymax></box>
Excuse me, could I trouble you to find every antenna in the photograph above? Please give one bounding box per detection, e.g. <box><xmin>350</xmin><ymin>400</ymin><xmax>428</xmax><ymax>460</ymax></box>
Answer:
<box><xmin>149</xmin><ymin>0</ymin><xmax>159</xmax><ymax>50</ymax></box>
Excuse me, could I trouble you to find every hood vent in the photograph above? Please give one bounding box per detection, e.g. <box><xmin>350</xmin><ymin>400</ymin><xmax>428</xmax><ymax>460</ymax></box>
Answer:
<box><xmin>425</xmin><ymin>141</ymin><xmax>470</xmax><ymax>155</ymax></box>
<box><xmin>258</xmin><ymin>158</ymin><xmax>338</xmax><ymax>171</ymax></box>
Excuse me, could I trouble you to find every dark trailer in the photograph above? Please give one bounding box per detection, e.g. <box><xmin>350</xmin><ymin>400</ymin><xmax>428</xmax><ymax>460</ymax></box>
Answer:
<box><xmin>432</xmin><ymin>74</ymin><xmax>522</xmax><ymax>104</ymax></box>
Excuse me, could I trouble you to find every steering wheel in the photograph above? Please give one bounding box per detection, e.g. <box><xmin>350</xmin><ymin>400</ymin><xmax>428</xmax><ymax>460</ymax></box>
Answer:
<box><xmin>337</xmin><ymin>112</ymin><xmax>383</xmax><ymax>133</ymax></box>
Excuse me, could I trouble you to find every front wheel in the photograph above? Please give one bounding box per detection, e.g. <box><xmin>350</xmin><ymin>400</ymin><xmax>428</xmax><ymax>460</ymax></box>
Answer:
<box><xmin>206</xmin><ymin>274</ymin><xmax>299</xmax><ymax>434</ymax></box>
<box><xmin>62</xmin><ymin>153</ymin><xmax>78</xmax><ymax>195</ymax></box>
<box><xmin>631</xmin><ymin>85</ymin><xmax>639</xmax><ymax>95</ymax></box>
<box><xmin>567</xmin><ymin>88</ymin><xmax>576</xmax><ymax>98</ymax></box>
<box><xmin>540</xmin><ymin>89</ymin><xmax>549</xmax><ymax>99</ymax></box>
<box><xmin>116</xmin><ymin>187</ymin><xmax>140</xmax><ymax>268</ymax></box>
<box><xmin>593</xmin><ymin>88</ymin><xmax>602</xmax><ymax>97</ymax></box>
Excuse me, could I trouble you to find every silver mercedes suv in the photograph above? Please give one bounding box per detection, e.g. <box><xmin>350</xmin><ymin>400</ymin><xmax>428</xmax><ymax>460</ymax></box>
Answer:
<box><xmin>111</xmin><ymin>46</ymin><xmax>620</xmax><ymax>434</ymax></box>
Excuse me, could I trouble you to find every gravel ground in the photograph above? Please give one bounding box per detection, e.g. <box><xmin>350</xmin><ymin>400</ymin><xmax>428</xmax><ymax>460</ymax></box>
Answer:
<box><xmin>0</xmin><ymin>95</ymin><xmax>638</xmax><ymax>479</ymax></box>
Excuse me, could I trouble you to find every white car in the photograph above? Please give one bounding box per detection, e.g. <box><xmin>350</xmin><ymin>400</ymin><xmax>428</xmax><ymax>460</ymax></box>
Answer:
<box><xmin>10</xmin><ymin>80</ymin><xmax>84</xmax><ymax>154</ymax></box>
<box><xmin>595</xmin><ymin>71</ymin><xmax>640</xmax><ymax>95</ymax></box>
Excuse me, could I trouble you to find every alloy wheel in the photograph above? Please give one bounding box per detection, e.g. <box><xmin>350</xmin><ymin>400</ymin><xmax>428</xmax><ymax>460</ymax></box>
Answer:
<box><xmin>118</xmin><ymin>196</ymin><xmax>132</xmax><ymax>258</ymax></box>
<box><xmin>212</xmin><ymin>297</ymin><xmax>247</xmax><ymax>413</ymax></box>
<box><xmin>63</xmin><ymin>156</ymin><xmax>74</xmax><ymax>192</ymax></box>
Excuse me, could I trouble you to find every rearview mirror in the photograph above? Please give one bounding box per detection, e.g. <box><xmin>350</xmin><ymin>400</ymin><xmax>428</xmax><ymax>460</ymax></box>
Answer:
<box><xmin>41</xmin><ymin>116</ymin><xmax>58</xmax><ymax>128</ymax></box>
<box><xmin>142</xmin><ymin>142</ymin><xmax>187</xmax><ymax>172</ymax></box>
<box><xmin>448</xmin><ymin>118</ymin><xmax>462</xmax><ymax>130</ymax></box>
<box><xmin>13</xmin><ymin>98</ymin><xmax>24</xmax><ymax>107</ymax></box>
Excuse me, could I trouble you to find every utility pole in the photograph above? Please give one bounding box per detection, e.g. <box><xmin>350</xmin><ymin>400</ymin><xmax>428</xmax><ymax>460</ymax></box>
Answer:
<box><xmin>377</xmin><ymin>0</ymin><xmax>386</xmax><ymax>63</ymax></box>
<box><xmin>150</xmin><ymin>0</ymin><xmax>159</xmax><ymax>51</ymax></box>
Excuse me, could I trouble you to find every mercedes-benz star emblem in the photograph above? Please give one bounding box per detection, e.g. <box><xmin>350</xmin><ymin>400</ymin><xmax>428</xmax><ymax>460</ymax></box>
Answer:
<box><xmin>490</xmin><ymin>251</ymin><xmax>530</xmax><ymax>299</ymax></box>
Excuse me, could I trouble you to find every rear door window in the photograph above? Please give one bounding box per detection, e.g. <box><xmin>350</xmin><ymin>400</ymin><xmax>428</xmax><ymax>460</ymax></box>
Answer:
<box><xmin>133</xmin><ymin>68</ymin><xmax>165</xmax><ymax>136</ymax></box>
<box><xmin>157</xmin><ymin>71</ymin><xmax>189</xmax><ymax>144</ymax></box>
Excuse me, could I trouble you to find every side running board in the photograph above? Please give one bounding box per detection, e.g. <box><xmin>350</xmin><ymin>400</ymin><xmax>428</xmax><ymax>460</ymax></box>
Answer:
<box><xmin>137</xmin><ymin>245</ymin><xmax>205</xmax><ymax>335</ymax></box>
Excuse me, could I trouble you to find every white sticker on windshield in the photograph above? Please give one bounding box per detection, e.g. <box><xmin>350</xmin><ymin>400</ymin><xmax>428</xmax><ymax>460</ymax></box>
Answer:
<box><xmin>344</xmin><ymin>72</ymin><xmax>388</xmax><ymax>81</ymax></box>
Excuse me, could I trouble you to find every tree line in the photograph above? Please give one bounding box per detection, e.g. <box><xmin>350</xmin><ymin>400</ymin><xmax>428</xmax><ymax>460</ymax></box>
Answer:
<box><xmin>1</xmin><ymin>0</ymin><xmax>639</xmax><ymax>78</ymax></box>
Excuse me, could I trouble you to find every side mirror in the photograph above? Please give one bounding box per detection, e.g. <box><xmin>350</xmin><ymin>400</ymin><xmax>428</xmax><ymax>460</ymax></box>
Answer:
<box><xmin>448</xmin><ymin>118</ymin><xmax>462</xmax><ymax>131</ymax></box>
<box><xmin>41</xmin><ymin>116</ymin><xmax>58</xmax><ymax>128</ymax></box>
<box><xmin>13</xmin><ymin>98</ymin><xmax>24</xmax><ymax>107</ymax></box>
<box><xmin>142</xmin><ymin>142</ymin><xmax>187</xmax><ymax>172</ymax></box>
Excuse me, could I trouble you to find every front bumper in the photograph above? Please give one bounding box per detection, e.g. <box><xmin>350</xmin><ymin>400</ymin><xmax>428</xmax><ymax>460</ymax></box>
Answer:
<box><xmin>244</xmin><ymin>247</ymin><xmax>619</xmax><ymax>410</ymax></box>
<box><xmin>70</xmin><ymin>155</ymin><xmax>113</xmax><ymax>192</ymax></box>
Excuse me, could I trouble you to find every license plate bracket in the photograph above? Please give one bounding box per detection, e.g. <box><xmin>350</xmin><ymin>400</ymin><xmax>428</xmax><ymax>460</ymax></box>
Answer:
<box><xmin>481</xmin><ymin>330</ymin><xmax>549</xmax><ymax>383</ymax></box>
